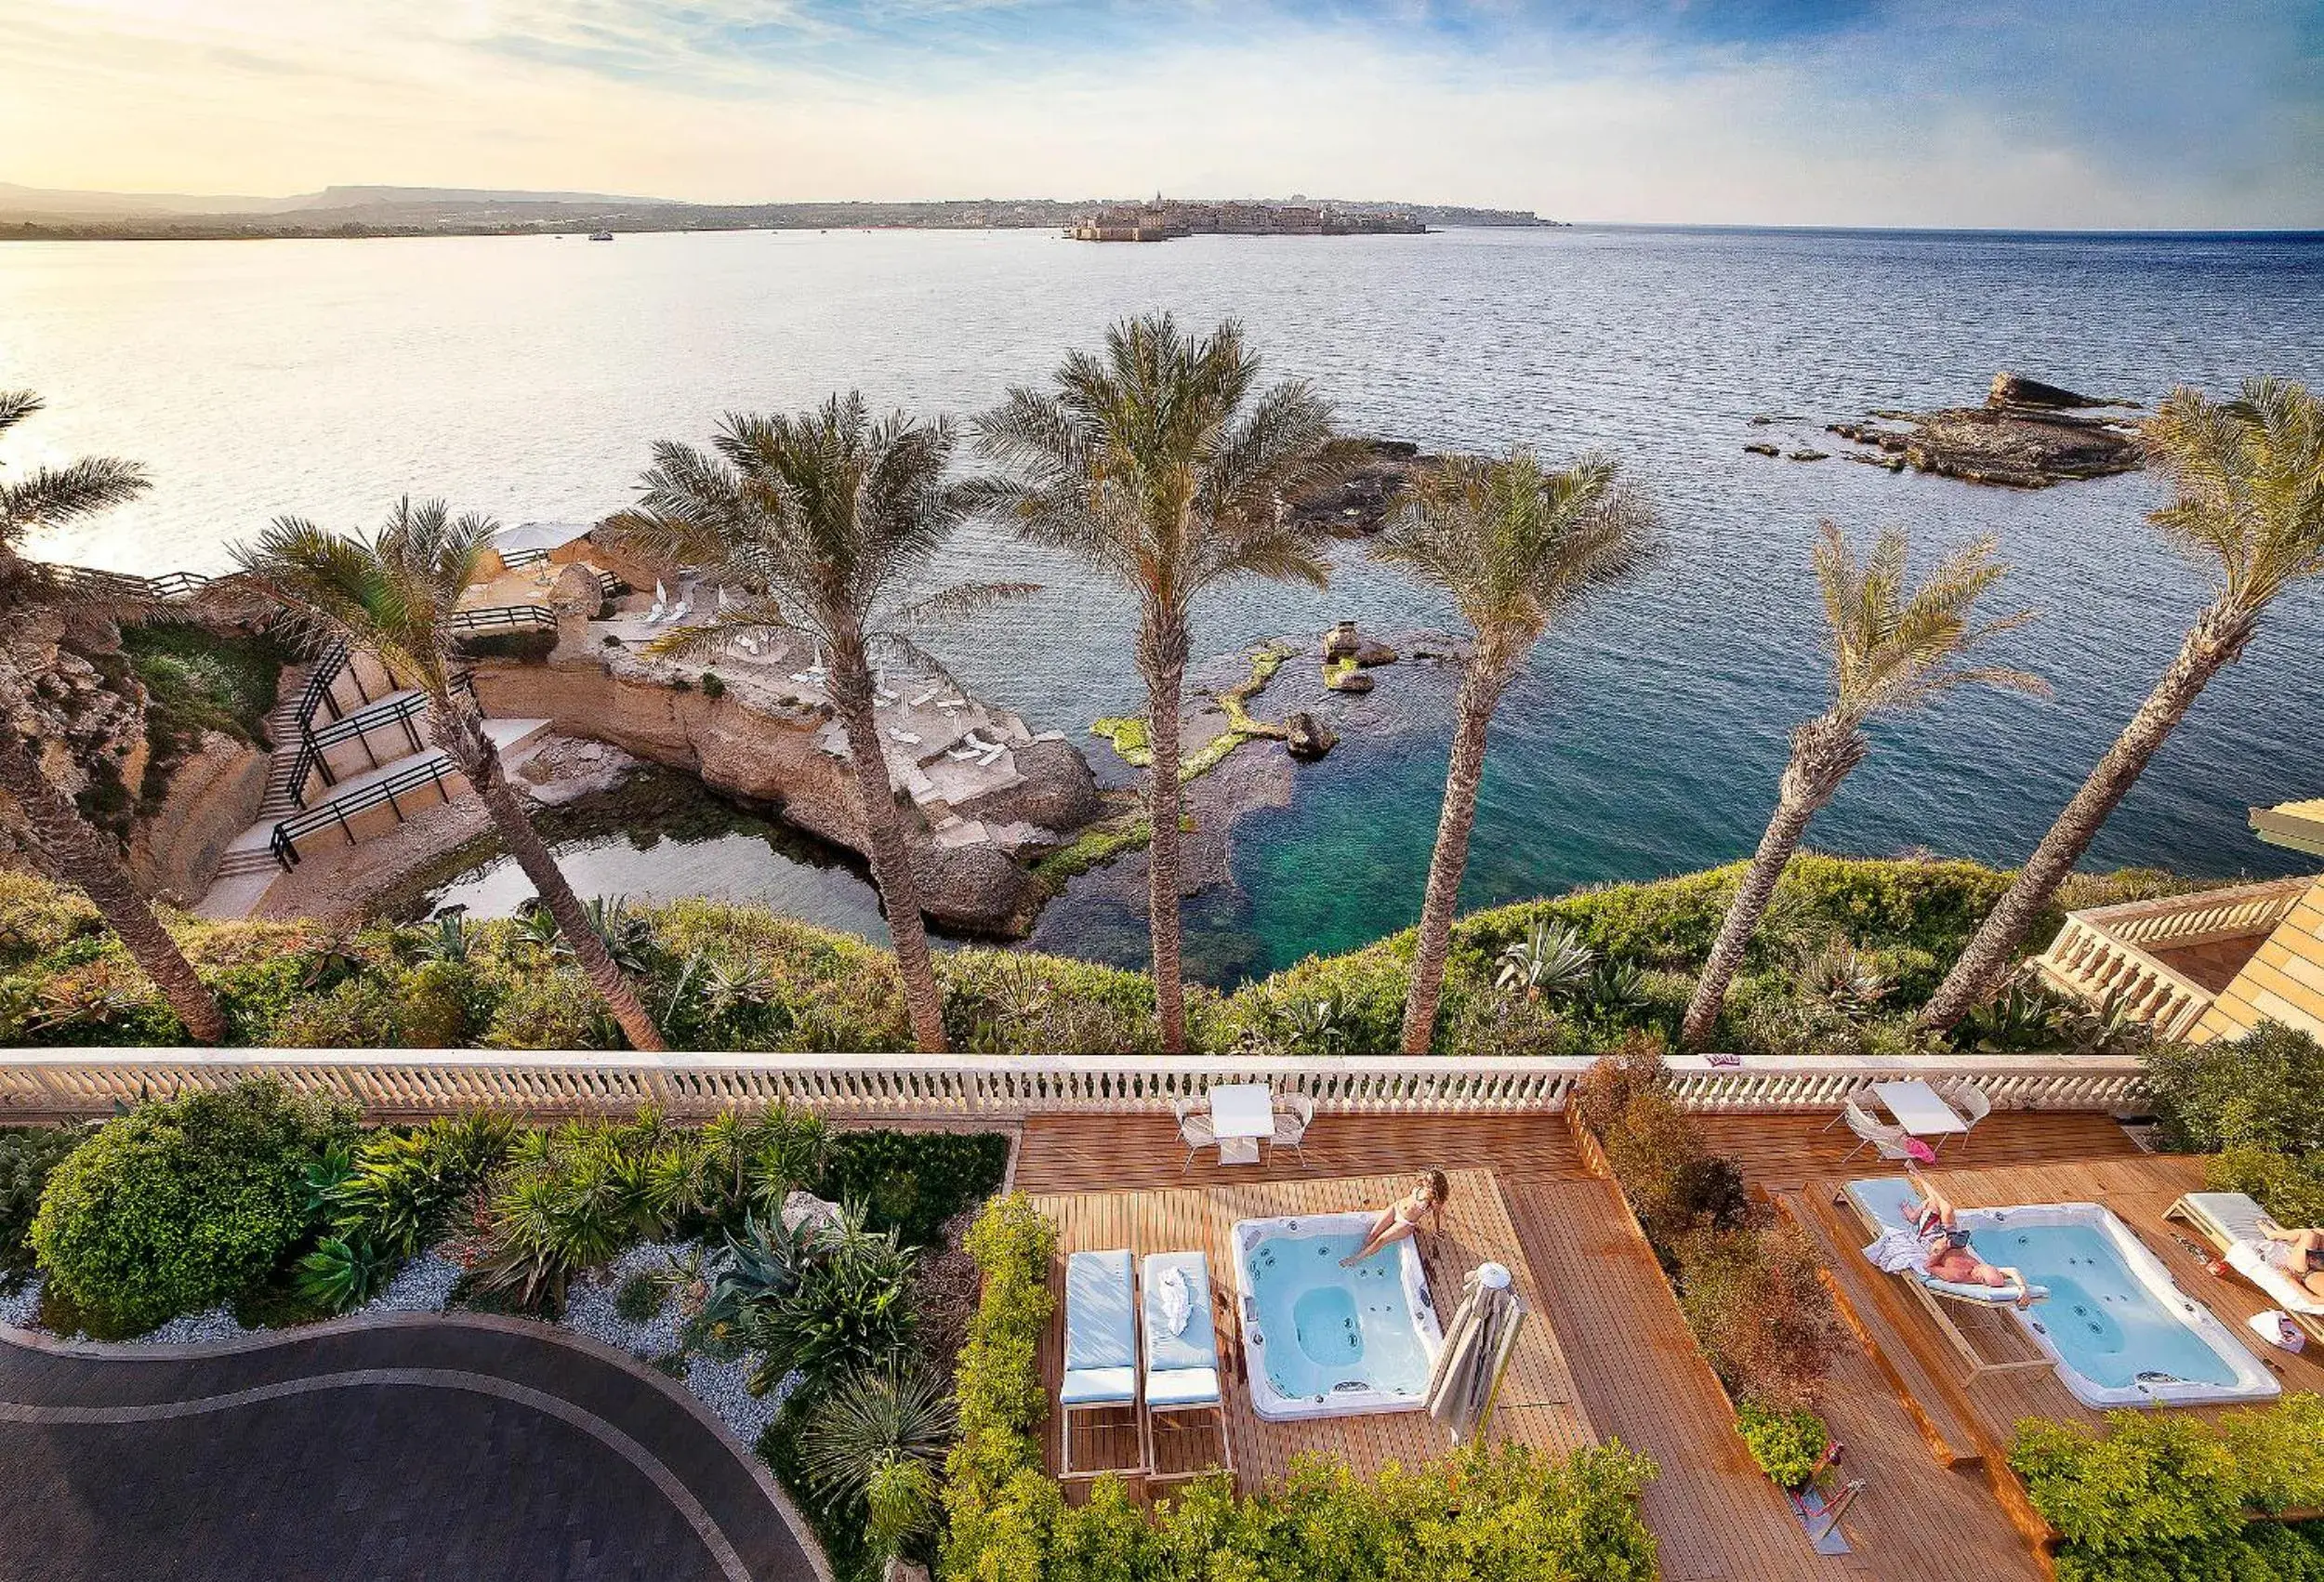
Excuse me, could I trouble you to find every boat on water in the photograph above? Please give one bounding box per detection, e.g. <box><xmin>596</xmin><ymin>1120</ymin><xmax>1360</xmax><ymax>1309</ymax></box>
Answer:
<box><xmin>588</xmin><ymin>231</ymin><xmax>614</xmax><ymax>242</ymax></box>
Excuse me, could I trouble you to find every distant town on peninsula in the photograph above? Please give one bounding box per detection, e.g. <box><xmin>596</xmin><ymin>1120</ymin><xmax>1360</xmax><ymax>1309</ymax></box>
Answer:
<box><xmin>0</xmin><ymin>182</ymin><xmax>1554</xmax><ymax>242</ymax></box>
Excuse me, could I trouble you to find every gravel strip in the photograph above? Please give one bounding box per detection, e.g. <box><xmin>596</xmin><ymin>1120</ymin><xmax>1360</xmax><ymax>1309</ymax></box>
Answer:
<box><xmin>0</xmin><ymin>1274</ymin><xmax>45</xmax><ymax>1330</ymax></box>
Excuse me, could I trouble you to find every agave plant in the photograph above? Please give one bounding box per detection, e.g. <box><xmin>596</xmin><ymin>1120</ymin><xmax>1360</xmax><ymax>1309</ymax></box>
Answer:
<box><xmin>297</xmin><ymin>1234</ymin><xmax>397</xmax><ymax>1313</ymax></box>
<box><xmin>733</xmin><ymin>1201</ymin><xmax>918</xmax><ymax>1393</ymax></box>
<box><xmin>1274</xmin><ymin>995</ymin><xmax>1350</xmax><ymax>1057</ymax></box>
<box><xmin>299</xmin><ymin>1139</ymin><xmax>357</xmax><ymax>1222</ymax></box>
<box><xmin>1795</xmin><ymin>941</ymin><xmax>1892</xmax><ymax>1021</ymax></box>
<box><xmin>1582</xmin><ymin>959</ymin><xmax>1653</xmax><ymax>1020</ymax></box>
<box><xmin>412</xmin><ymin>912</ymin><xmax>469</xmax><ymax>964</ymax></box>
<box><xmin>797</xmin><ymin>1364</ymin><xmax>957</xmax><ymax>1556</ymax></box>
<box><xmin>1497</xmin><ymin>920</ymin><xmax>1599</xmax><ymax>1004</ymax></box>
<box><xmin>699</xmin><ymin>1209</ymin><xmax>815</xmax><ymax>1333</ymax></box>
<box><xmin>1950</xmin><ymin>968</ymin><xmax>2076</xmax><ymax>1053</ymax></box>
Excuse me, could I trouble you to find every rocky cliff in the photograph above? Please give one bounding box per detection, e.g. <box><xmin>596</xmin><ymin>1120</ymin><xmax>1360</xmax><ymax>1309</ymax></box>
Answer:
<box><xmin>468</xmin><ymin>634</ymin><xmax>1100</xmax><ymax>934</ymax></box>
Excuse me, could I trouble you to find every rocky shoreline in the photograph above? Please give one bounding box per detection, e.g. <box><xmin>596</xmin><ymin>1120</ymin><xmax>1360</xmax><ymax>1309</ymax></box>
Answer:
<box><xmin>1747</xmin><ymin>372</ymin><xmax>2146</xmax><ymax>489</ymax></box>
<box><xmin>1028</xmin><ymin>622</ymin><xmax>1468</xmax><ymax>964</ymax></box>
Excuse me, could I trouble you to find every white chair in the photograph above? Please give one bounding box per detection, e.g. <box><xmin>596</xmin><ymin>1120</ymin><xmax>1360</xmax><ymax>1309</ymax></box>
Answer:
<box><xmin>1940</xmin><ymin>1083</ymin><xmax>1993</xmax><ymax>1154</ymax></box>
<box><xmin>1172</xmin><ymin>1097</ymin><xmax>1216</xmax><ymax>1172</ymax></box>
<box><xmin>667</xmin><ymin>597</ymin><xmax>691</xmax><ymax>624</ymax></box>
<box><xmin>1267</xmin><ymin>1093</ymin><xmax>1315</xmax><ymax>1168</ymax></box>
<box><xmin>1061</xmin><ymin>1249</ymin><xmax>1147</xmax><ymax>1480</ymax></box>
<box><xmin>1841</xmin><ymin>1101</ymin><xmax>1917</xmax><ymax>1166</ymax></box>
<box><xmin>1820</xmin><ymin>1083</ymin><xmax>1878</xmax><ymax>1132</ymax></box>
<box><xmin>643</xmin><ymin>580</ymin><xmax>670</xmax><ymax>625</ymax></box>
<box><xmin>1141</xmin><ymin>1251</ymin><xmax>1232</xmax><ymax>1481</ymax></box>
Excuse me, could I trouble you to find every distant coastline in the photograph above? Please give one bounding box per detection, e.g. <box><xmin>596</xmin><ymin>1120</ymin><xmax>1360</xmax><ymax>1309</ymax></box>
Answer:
<box><xmin>0</xmin><ymin>183</ymin><xmax>1562</xmax><ymax>243</ymax></box>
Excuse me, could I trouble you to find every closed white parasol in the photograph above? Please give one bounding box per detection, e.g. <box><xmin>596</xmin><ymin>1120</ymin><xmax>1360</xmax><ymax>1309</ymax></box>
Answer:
<box><xmin>1424</xmin><ymin>1261</ymin><xmax>1525</xmax><ymax>1444</ymax></box>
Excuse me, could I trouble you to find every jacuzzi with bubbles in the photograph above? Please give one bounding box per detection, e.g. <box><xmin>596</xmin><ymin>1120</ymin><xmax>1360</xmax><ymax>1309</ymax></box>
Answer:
<box><xmin>1230</xmin><ymin>1212</ymin><xmax>1446</xmax><ymax>1421</ymax></box>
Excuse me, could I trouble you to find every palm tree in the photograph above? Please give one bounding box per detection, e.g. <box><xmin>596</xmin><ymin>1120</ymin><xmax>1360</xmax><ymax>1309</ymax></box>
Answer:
<box><xmin>0</xmin><ymin>390</ymin><xmax>228</xmax><ymax>1043</ymax></box>
<box><xmin>1921</xmin><ymin>376</ymin><xmax>2324</xmax><ymax>1032</ymax></box>
<box><xmin>1375</xmin><ymin>448</ymin><xmax>1657</xmax><ymax>1055</ymax></box>
<box><xmin>1678</xmin><ymin>524</ymin><xmax>2043</xmax><ymax>1049</ymax></box>
<box><xmin>972</xmin><ymin>313</ymin><xmax>1362</xmax><ymax>1051</ymax></box>
<box><xmin>602</xmin><ymin>396</ymin><xmax>1030</xmax><ymax>1054</ymax></box>
<box><xmin>233</xmin><ymin>498</ymin><xmax>667</xmax><ymax>1051</ymax></box>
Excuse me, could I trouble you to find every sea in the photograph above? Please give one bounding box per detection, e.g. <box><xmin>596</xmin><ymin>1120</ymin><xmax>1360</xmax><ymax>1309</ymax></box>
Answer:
<box><xmin>5</xmin><ymin>225</ymin><xmax>2319</xmax><ymax>985</ymax></box>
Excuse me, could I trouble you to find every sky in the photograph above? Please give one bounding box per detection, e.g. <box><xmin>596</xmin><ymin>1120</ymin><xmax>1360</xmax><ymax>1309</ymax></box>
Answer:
<box><xmin>5</xmin><ymin>0</ymin><xmax>2322</xmax><ymax>228</ymax></box>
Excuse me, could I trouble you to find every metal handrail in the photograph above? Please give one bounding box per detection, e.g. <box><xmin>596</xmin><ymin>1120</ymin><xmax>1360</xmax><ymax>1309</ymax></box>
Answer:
<box><xmin>448</xmin><ymin>603</ymin><xmax>554</xmax><ymax>632</ymax></box>
<box><xmin>42</xmin><ymin>562</ymin><xmax>213</xmax><ymax>601</ymax></box>
<box><xmin>288</xmin><ymin>641</ymin><xmax>352</xmax><ymax>732</ymax></box>
<box><xmin>269</xmin><ymin>754</ymin><xmax>459</xmax><ymax>869</ymax></box>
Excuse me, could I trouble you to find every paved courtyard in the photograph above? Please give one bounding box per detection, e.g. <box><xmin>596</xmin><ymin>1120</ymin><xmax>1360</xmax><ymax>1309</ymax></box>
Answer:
<box><xmin>0</xmin><ymin>1317</ymin><xmax>818</xmax><ymax>1582</ymax></box>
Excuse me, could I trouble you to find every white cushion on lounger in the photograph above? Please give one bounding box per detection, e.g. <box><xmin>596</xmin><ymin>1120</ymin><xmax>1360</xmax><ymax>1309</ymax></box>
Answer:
<box><xmin>1144</xmin><ymin>1366</ymin><xmax>1221</xmax><ymax>1408</ymax></box>
<box><xmin>1066</xmin><ymin>1249</ymin><xmax>1137</xmax><ymax>1376</ymax></box>
<box><xmin>1141</xmin><ymin>1252</ymin><xmax>1218</xmax><ymax>1377</ymax></box>
<box><xmin>1060</xmin><ymin>1365</ymin><xmax>1138</xmax><ymax>1406</ymax></box>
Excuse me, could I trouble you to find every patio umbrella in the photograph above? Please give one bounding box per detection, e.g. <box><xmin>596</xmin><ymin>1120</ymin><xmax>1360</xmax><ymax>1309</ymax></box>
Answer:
<box><xmin>1424</xmin><ymin>1261</ymin><xmax>1525</xmax><ymax>1444</ymax></box>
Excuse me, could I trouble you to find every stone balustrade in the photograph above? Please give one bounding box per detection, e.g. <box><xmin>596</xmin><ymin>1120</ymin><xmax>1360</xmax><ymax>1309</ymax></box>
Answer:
<box><xmin>2036</xmin><ymin>876</ymin><xmax>2310</xmax><ymax>1041</ymax></box>
<box><xmin>0</xmin><ymin>1048</ymin><xmax>2147</xmax><ymax>1122</ymax></box>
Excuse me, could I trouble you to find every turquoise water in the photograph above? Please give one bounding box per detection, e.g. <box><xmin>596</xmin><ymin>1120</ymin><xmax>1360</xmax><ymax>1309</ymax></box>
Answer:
<box><xmin>1966</xmin><ymin>1223</ymin><xmax>2238</xmax><ymax>1390</ymax></box>
<box><xmin>1242</xmin><ymin>1228</ymin><xmax>1433</xmax><ymax>1400</ymax></box>
<box><xmin>7</xmin><ymin>227</ymin><xmax>2320</xmax><ymax>981</ymax></box>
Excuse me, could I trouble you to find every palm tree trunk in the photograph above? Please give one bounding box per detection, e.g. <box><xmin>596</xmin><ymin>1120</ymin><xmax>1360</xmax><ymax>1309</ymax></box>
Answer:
<box><xmin>829</xmin><ymin>658</ymin><xmax>948</xmax><ymax>1053</ymax></box>
<box><xmin>1918</xmin><ymin>597</ymin><xmax>2253</xmax><ymax>1032</ymax></box>
<box><xmin>433</xmin><ymin>701</ymin><xmax>668</xmax><ymax>1052</ymax></box>
<box><xmin>1399</xmin><ymin>664</ymin><xmax>1504</xmax><ymax>1055</ymax></box>
<box><xmin>1142</xmin><ymin>613</ymin><xmax>1191</xmax><ymax>1052</ymax></box>
<box><xmin>1679</xmin><ymin>716</ymin><xmax>1864</xmax><ymax>1050</ymax></box>
<box><xmin>0</xmin><ymin>725</ymin><xmax>228</xmax><ymax>1043</ymax></box>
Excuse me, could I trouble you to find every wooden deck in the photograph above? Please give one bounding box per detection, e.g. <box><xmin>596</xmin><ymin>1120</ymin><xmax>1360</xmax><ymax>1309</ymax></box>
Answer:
<box><xmin>1025</xmin><ymin>1168</ymin><xmax>1593</xmax><ymax>1493</ymax></box>
<box><xmin>1810</xmin><ymin>1152</ymin><xmax>2324</xmax><ymax>1447</ymax></box>
<box><xmin>1012</xmin><ymin>1107</ymin><xmax>2294</xmax><ymax>1582</ymax></box>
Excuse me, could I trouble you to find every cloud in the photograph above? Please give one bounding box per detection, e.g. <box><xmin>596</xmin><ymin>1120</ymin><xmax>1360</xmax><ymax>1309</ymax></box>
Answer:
<box><xmin>0</xmin><ymin>0</ymin><xmax>2317</xmax><ymax>225</ymax></box>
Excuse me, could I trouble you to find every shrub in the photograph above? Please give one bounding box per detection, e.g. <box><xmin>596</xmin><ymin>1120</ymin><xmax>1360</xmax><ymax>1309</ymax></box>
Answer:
<box><xmin>797</xmin><ymin>1364</ymin><xmax>956</xmax><ymax>1560</ymax></box>
<box><xmin>615</xmin><ymin>1269</ymin><xmax>666</xmax><ymax>1324</ymax></box>
<box><xmin>334</xmin><ymin>1113</ymin><xmax>519</xmax><ymax>1256</ymax></box>
<box><xmin>1736</xmin><ymin>1401</ymin><xmax>1829</xmax><ymax>1490</ymax></box>
<box><xmin>700</xmin><ymin>672</ymin><xmax>726</xmax><ymax>699</ymax></box>
<box><xmin>2209</xmin><ymin>1148</ymin><xmax>2324</xmax><ymax>1230</ymax></box>
<box><xmin>736</xmin><ymin>1202</ymin><xmax>918</xmax><ymax>1392</ymax></box>
<box><xmin>1673</xmin><ymin>1222</ymin><xmax>1841</xmax><ymax>1414</ymax></box>
<box><xmin>942</xmin><ymin>1194</ymin><xmax>1056</xmax><ymax>1530</ymax></box>
<box><xmin>816</xmin><ymin>1128</ymin><xmax>1007</xmax><ymax>1250</ymax></box>
<box><xmin>0</xmin><ymin>1123</ymin><xmax>91</xmax><ymax>1277</ymax></box>
<box><xmin>2011</xmin><ymin>1414</ymin><xmax>2246</xmax><ymax>1556</ymax></box>
<box><xmin>31</xmin><ymin>1078</ymin><xmax>355</xmax><ymax>1334</ymax></box>
<box><xmin>2148</xmin><ymin>1023</ymin><xmax>2324</xmax><ymax>1158</ymax></box>
<box><xmin>2219</xmin><ymin>1394</ymin><xmax>2324</xmax><ymax>1516</ymax></box>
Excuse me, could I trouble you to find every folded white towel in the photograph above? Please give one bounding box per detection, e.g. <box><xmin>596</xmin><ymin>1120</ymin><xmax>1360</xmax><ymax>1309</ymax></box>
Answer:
<box><xmin>1157</xmin><ymin>1266</ymin><xmax>1192</xmax><ymax>1337</ymax></box>
<box><xmin>1862</xmin><ymin>1228</ymin><xmax>1932</xmax><ymax>1277</ymax></box>
<box><xmin>2250</xmin><ymin>1309</ymin><xmax>2307</xmax><ymax>1353</ymax></box>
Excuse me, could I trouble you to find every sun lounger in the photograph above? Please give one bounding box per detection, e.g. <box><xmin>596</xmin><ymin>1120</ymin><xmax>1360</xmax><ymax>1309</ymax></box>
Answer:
<box><xmin>889</xmin><ymin>729</ymin><xmax>921</xmax><ymax>745</ymax></box>
<box><xmin>945</xmin><ymin>746</ymin><xmax>980</xmax><ymax>762</ymax></box>
<box><xmin>1062</xmin><ymin>1249</ymin><xmax>1147</xmax><ymax>1479</ymax></box>
<box><xmin>976</xmin><ymin>744</ymin><xmax>1006</xmax><ymax>767</ymax></box>
<box><xmin>910</xmin><ymin>689</ymin><xmax>939</xmax><ymax>708</ymax></box>
<box><xmin>1141</xmin><ymin>1251</ymin><xmax>1232</xmax><ymax>1480</ymax></box>
<box><xmin>667</xmin><ymin>599</ymin><xmax>691</xmax><ymax>624</ymax></box>
<box><xmin>2169</xmin><ymin>1192</ymin><xmax>2324</xmax><ymax>1339</ymax></box>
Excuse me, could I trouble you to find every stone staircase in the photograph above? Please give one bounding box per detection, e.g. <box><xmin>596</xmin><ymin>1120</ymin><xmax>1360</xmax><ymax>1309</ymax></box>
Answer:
<box><xmin>200</xmin><ymin>646</ymin><xmax>550</xmax><ymax>913</ymax></box>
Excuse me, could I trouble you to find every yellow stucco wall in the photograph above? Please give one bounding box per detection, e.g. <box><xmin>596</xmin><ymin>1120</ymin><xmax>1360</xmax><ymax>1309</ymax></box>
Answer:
<box><xmin>2192</xmin><ymin>876</ymin><xmax>2324</xmax><ymax>1043</ymax></box>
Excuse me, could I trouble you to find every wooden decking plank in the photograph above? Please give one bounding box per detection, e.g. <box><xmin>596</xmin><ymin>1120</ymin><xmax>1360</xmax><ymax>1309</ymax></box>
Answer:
<box><xmin>1014</xmin><ymin>1110</ymin><xmax>1586</xmax><ymax>1195</ymax></box>
<box><xmin>1507</xmin><ymin>1175</ymin><xmax>1828</xmax><ymax>1582</ymax></box>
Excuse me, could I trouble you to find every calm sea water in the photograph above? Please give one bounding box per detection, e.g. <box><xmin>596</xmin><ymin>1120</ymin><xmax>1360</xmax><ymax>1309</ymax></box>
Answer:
<box><xmin>6</xmin><ymin>227</ymin><xmax>2320</xmax><ymax>982</ymax></box>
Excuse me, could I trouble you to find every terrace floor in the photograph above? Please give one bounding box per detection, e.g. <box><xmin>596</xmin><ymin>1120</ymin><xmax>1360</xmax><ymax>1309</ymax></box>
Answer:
<box><xmin>1013</xmin><ymin>1106</ymin><xmax>2297</xmax><ymax>1582</ymax></box>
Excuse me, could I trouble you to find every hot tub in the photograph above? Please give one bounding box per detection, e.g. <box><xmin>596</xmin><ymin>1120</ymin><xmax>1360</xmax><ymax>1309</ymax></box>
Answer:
<box><xmin>1845</xmin><ymin>1179</ymin><xmax>2279</xmax><ymax>1408</ymax></box>
<box><xmin>1230</xmin><ymin>1212</ymin><xmax>1445</xmax><ymax>1421</ymax></box>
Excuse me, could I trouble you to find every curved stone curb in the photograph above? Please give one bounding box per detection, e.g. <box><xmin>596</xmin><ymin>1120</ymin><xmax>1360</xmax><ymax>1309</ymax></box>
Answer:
<box><xmin>1</xmin><ymin>1310</ymin><xmax>833</xmax><ymax>1582</ymax></box>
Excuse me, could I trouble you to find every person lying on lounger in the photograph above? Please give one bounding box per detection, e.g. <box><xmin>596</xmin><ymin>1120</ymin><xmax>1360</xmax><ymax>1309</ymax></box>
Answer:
<box><xmin>1341</xmin><ymin>1170</ymin><xmax>1449</xmax><ymax>1267</ymax></box>
<box><xmin>1908</xmin><ymin>1181</ymin><xmax>2043</xmax><ymax>1308</ymax></box>
<box><xmin>2260</xmin><ymin>1223</ymin><xmax>2324</xmax><ymax>1299</ymax></box>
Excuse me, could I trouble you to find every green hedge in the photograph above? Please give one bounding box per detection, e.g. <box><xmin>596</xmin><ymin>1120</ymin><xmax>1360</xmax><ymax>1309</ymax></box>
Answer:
<box><xmin>936</xmin><ymin>1195</ymin><xmax>1661</xmax><ymax>1582</ymax></box>
<box><xmin>2013</xmin><ymin>1398</ymin><xmax>2324</xmax><ymax>1582</ymax></box>
<box><xmin>30</xmin><ymin>1079</ymin><xmax>354</xmax><ymax>1335</ymax></box>
<box><xmin>0</xmin><ymin>855</ymin><xmax>2196</xmax><ymax>1054</ymax></box>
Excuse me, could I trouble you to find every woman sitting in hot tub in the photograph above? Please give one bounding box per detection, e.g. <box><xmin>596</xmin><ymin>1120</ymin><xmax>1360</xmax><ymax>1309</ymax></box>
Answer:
<box><xmin>1340</xmin><ymin>1170</ymin><xmax>1449</xmax><ymax>1267</ymax></box>
<box><xmin>1908</xmin><ymin>1181</ymin><xmax>2043</xmax><ymax>1308</ymax></box>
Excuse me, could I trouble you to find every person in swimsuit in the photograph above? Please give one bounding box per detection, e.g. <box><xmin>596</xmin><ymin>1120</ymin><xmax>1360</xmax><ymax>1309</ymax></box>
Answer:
<box><xmin>2261</xmin><ymin>1223</ymin><xmax>2324</xmax><ymax>1298</ymax></box>
<box><xmin>1908</xmin><ymin>1181</ymin><xmax>2041</xmax><ymax>1308</ymax></box>
<box><xmin>1341</xmin><ymin>1170</ymin><xmax>1449</xmax><ymax>1266</ymax></box>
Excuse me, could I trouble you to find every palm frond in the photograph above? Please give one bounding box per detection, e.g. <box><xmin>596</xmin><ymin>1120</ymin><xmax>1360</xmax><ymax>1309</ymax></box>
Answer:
<box><xmin>0</xmin><ymin>456</ymin><xmax>152</xmax><ymax>534</ymax></box>
<box><xmin>883</xmin><ymin>580</ymin><xmax>1039</xmax><ymax>630</ymax></box>
<box><xmin>640</xmin><ymin>606</ymin><xmax>799</xmax><ymax>665</ymax></box>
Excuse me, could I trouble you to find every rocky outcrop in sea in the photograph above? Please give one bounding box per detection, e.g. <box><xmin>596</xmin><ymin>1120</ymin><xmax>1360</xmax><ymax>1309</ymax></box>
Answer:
<box><xmin>1822</xmin><ymin>372</ymin><xmax>2145</xmax><ymax>489</ymax></box>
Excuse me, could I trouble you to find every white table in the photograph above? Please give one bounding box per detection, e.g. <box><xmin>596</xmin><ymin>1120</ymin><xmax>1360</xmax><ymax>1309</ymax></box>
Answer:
<box><xmin>1208</xmin><ymin>1084</ymin><xmax>1275</xmax><ymax>1167</ymax></box>
<box><xmin>1872</xmin><ymin>1079</ymin><xmax>1967</xmax><ymax>1146</ymax></box>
